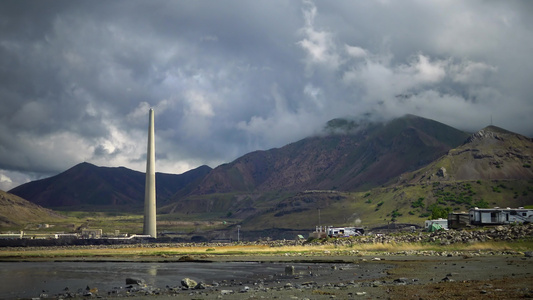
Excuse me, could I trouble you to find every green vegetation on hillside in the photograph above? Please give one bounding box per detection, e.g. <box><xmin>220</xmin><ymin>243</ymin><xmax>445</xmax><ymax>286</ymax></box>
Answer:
<box><xmin>4</xmin><ymin>179</ymin><xmax>531</xmax><ymax>236</ymax></box>
<box><xmin>238</xmin><ymin>179</ymin><xmax>533</xmax><ymax>231</ymax></box>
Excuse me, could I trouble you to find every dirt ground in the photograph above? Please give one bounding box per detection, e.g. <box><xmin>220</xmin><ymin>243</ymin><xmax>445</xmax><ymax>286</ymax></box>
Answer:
<box><xmin>377</xmin><ymin>255</ymin><xmax>533</xmax><ymax>300</ymax></box>
<box><xmin>130</xmin><ymin>254</ymin><xmax>533</xmax><ymax>300</ymax></box>
<box><xmin>4</xmin><ymin>253</ymin><xmax>531</xmax><ymax>299</ymax></box>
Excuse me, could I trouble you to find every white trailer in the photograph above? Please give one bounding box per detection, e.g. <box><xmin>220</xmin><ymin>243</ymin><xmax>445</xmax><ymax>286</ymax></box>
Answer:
<box><xmin>327</xmin><ymin>226</ymin><xmax>364</xmax><ymax>237</ymax></box>
<box><xmin>470</xmin><ymin>207</ymin><xmax>533</xmax><ymax>225</ymax></box>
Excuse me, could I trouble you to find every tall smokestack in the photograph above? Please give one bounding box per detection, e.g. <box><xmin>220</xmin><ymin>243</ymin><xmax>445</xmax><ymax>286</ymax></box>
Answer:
<box><xmin>143</xmin><ymin>108</ymin><xmax>157</xmax><ymax>238</ymax></box>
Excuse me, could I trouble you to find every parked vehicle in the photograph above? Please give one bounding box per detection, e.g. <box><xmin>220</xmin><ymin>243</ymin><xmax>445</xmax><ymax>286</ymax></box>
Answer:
<box><xmin>327</xmin><ymin>226</ymin><xmax>364</xmax><ymax>237</ymax></box>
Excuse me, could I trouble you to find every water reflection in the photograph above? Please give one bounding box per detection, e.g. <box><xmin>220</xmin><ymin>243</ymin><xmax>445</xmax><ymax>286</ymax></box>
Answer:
<box><xmin>148</xmin><ymin>264</ymin><xmax>158</xmax><ymax>277</ymax></box>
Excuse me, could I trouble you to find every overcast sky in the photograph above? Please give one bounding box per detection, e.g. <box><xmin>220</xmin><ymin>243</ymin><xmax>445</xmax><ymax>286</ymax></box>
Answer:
<box><xmin>1</xmin><ymin>0</ymin><xmax>532</xmax><ymax>191</ymax></box>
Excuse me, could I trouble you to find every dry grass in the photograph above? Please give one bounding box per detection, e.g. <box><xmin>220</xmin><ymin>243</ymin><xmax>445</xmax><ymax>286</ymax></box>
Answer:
<box><xmin>1</xmin><ymin>240</ymin><xmax>530</xmax><ymax>260</ymax></box>
<box><xmin>0</xmin><ymin>244</ymin><xmax>330</xmax><ymax>258</ymax></box>
<box><xmin>347</xmin><ymin>242</ymin><xmax>428</xmax><ymax>252</ymax></box>
<box><xmin>462</xmin><ymin>241</ymin><xmax>533</xmax><ymax>252</ymax></box>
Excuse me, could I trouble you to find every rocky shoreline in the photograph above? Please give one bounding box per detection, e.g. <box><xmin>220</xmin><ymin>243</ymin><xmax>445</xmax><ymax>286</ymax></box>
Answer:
<box><xmin>25</xmin><ymin>253</ymin><xmax>533</xmax><ymax>300</ymax></box>
<box><xmin>305</xmin><ymin>223</ymin><xmax>533</xmax><ymax>246</ymax></box>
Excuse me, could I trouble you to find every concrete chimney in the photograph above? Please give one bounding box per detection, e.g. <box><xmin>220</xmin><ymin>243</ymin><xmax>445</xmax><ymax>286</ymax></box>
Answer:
<box><xmin>143</xmin><ymin>108</ymin><xmax>157</xmax><ymax>238</ymax></box>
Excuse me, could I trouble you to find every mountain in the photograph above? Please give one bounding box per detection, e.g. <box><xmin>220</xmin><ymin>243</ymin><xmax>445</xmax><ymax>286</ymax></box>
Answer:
<box><xmin>0</xmin><ymin>190</ymin><xmax>62</xmax><ymax>227</ymax></box>
<box><xmin>159</xmin><ymin>115</ymin><xmax>470</xmax><ymax>217</ymax></box>
<box><xmin>188</xmin><ymin>115</ymin><xmax>470</xmax><ymax>195</ymax></box>
<box><xmin>9</xmin><ymin>162</ymin><xmax>211</xmax><ymax>209</ymax></box>
<box><xmin>398</xmin><ymin>125</ymin><xmax>533</xmax><ymax>184</ymax></box>
<box><xmin>232</xmin><ymin>125</ymin><xmax>533</xmax><ymax>233</ymax></box>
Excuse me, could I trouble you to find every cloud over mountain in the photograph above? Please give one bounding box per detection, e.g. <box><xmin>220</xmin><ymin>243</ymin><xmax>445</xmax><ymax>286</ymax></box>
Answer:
<box><xmin>1</xmin><ymin>0</ymin><xmax>532</xmax><ymax>190</ymax></box>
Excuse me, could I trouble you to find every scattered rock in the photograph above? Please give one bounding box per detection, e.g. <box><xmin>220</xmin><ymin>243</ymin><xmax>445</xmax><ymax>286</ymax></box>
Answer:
<box><xmin>181</xmin><ymin>278</ymin><xmax>198</xmax><ymax>289</ymax></box>
<box><xmin>393</xmin><ymin>278</ymin><xmax>409</xmax><ymax>285</ymax></box>
<box><xmin>194</xmin><ymin>282</ymin><xmax>207</xmax><ymax>289</ymax></box>
<box><xmin>304</xmin><ymin>224</ymin><xmax>533</xmax><ymax>247</ymax></box>
<box><xmin>440</xmin><ymin>276</ymin><xmax>454</xmax><ymax>282</ymax></box>
<box><xmin>125</xmin><ymin>278</ymin><xmax>145</xmax><ymax>285</ymax></box>
<box><xmin>285</xmin><ymin>265</ymin><xmax>295</xmax><ymax>275</ymax></box>
<box><xmin>284</xmin><ymin>282</ymin><xmax>293</xmax><ymax>289</ymax></box>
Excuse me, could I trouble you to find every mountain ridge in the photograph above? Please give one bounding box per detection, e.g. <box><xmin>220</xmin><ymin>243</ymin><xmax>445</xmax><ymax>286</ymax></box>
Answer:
<box><xmin>398</xmin><ymin>125</ymin><xmax>533</xmax><ymax>184</ymax></box>
<box><xmin>0</xmin><ymin>190</ymin><xmax>62</xmax><ymax>227</ymax></box>
<box><xmin>9</xmin><ymin>163</ymin><xmax>212</xmax><ymax>209</ymax></box>
<box><xmin>187</xmin><ymin>114</ymin><xmax>470</xmax><ymax>196</ymax></box>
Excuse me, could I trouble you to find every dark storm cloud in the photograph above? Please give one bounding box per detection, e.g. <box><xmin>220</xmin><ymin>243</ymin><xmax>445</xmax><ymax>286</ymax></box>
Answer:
<box><xmin>0</xmin><ymin>0</ymin><xmax>532</xmax><ymax>190</ymax></box>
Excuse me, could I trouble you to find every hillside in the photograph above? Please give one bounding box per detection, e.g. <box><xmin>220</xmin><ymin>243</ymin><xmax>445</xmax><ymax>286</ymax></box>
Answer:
<box><xmin>159</xmin><ymin>122</ymin><xmax>532</xmax><ymax>238</ymax></box>
<box><xmin>159</xmin><ymin>115</ymin><xmax>471</xmax><ymax>229</ymax></box>
<box><xmin>9</xmin><ymin>162</ymin><xmax>211</xmax><ymax>210</ymax></box>
<box><xmin>239</xmin><ymin>180</ymin><xmax>533</xmax><ymax>232</ymax></box>
<box><xmin>188</xmin><ymin>115</ymin><xmax>470</xmax><ymax>195</ymax></box>
<box><xmin>238</xmin><ymin>126</ymin><xmax>533</xmax><ymax>232</ymax></box>
<box><xmin>0</xmin><ymin>190</ymin><xmax>62</xmax><ymax>228</ymax></box>
<box><xmin>398</xmin><ymin>125</ymin><xmax>533</xmax><ymax>184</ymax></box>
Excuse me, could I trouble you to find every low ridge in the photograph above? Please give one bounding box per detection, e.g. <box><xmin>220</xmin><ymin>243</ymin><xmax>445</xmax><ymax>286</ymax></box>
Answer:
<box><xmin>9</xmin><ymin>163</ymin><xmax>212</xmax><ymax>209</ymax></box>
<box><xmin>0</xmin><ymin>190</ymin><xmax>62</xmax><ymax>227</ymax></box>
<box><xmin>399</xmin><ymin>125</ymin><xmax>533</xmax><ymax>183</ymax></box>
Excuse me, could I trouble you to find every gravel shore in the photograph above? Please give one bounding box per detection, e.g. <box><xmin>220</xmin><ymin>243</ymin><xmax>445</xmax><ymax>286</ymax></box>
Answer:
<box><xmin>13</xmin><ymin>252</ymin><xmax>531</xmax><ymax>300</ymax></box>
<box><xmin>148</xmin><ymin>254</ymin><xmax>533</xmax><ymax>300</ymax></box>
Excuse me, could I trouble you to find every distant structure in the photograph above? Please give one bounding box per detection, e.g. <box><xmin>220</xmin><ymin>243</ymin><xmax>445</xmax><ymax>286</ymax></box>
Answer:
<box><xmin>81</xmin><ymin>229</ymin><xmax>103</xmax><ymax>239</ymax></box>
<box><xmin>309</xmin><ymin>226</ymin><xmax>364</xmax><ymax>238</ymax></box>
<box><xmin>143</xmin><ymin>108</ymin><xmax>157</xmax><ymax>238</ymax></box>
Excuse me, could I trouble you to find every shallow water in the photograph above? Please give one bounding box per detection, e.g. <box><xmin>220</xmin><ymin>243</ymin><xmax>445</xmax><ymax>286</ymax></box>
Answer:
<box><xmin>0</xmin><ymin>261</ymin><xmax>353</xmax><ymax>299</ymax></box>
<box><xmin>0</xmin><ymin>261</ymin><xmax>284</xmax><ymax>299</ymax></box>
